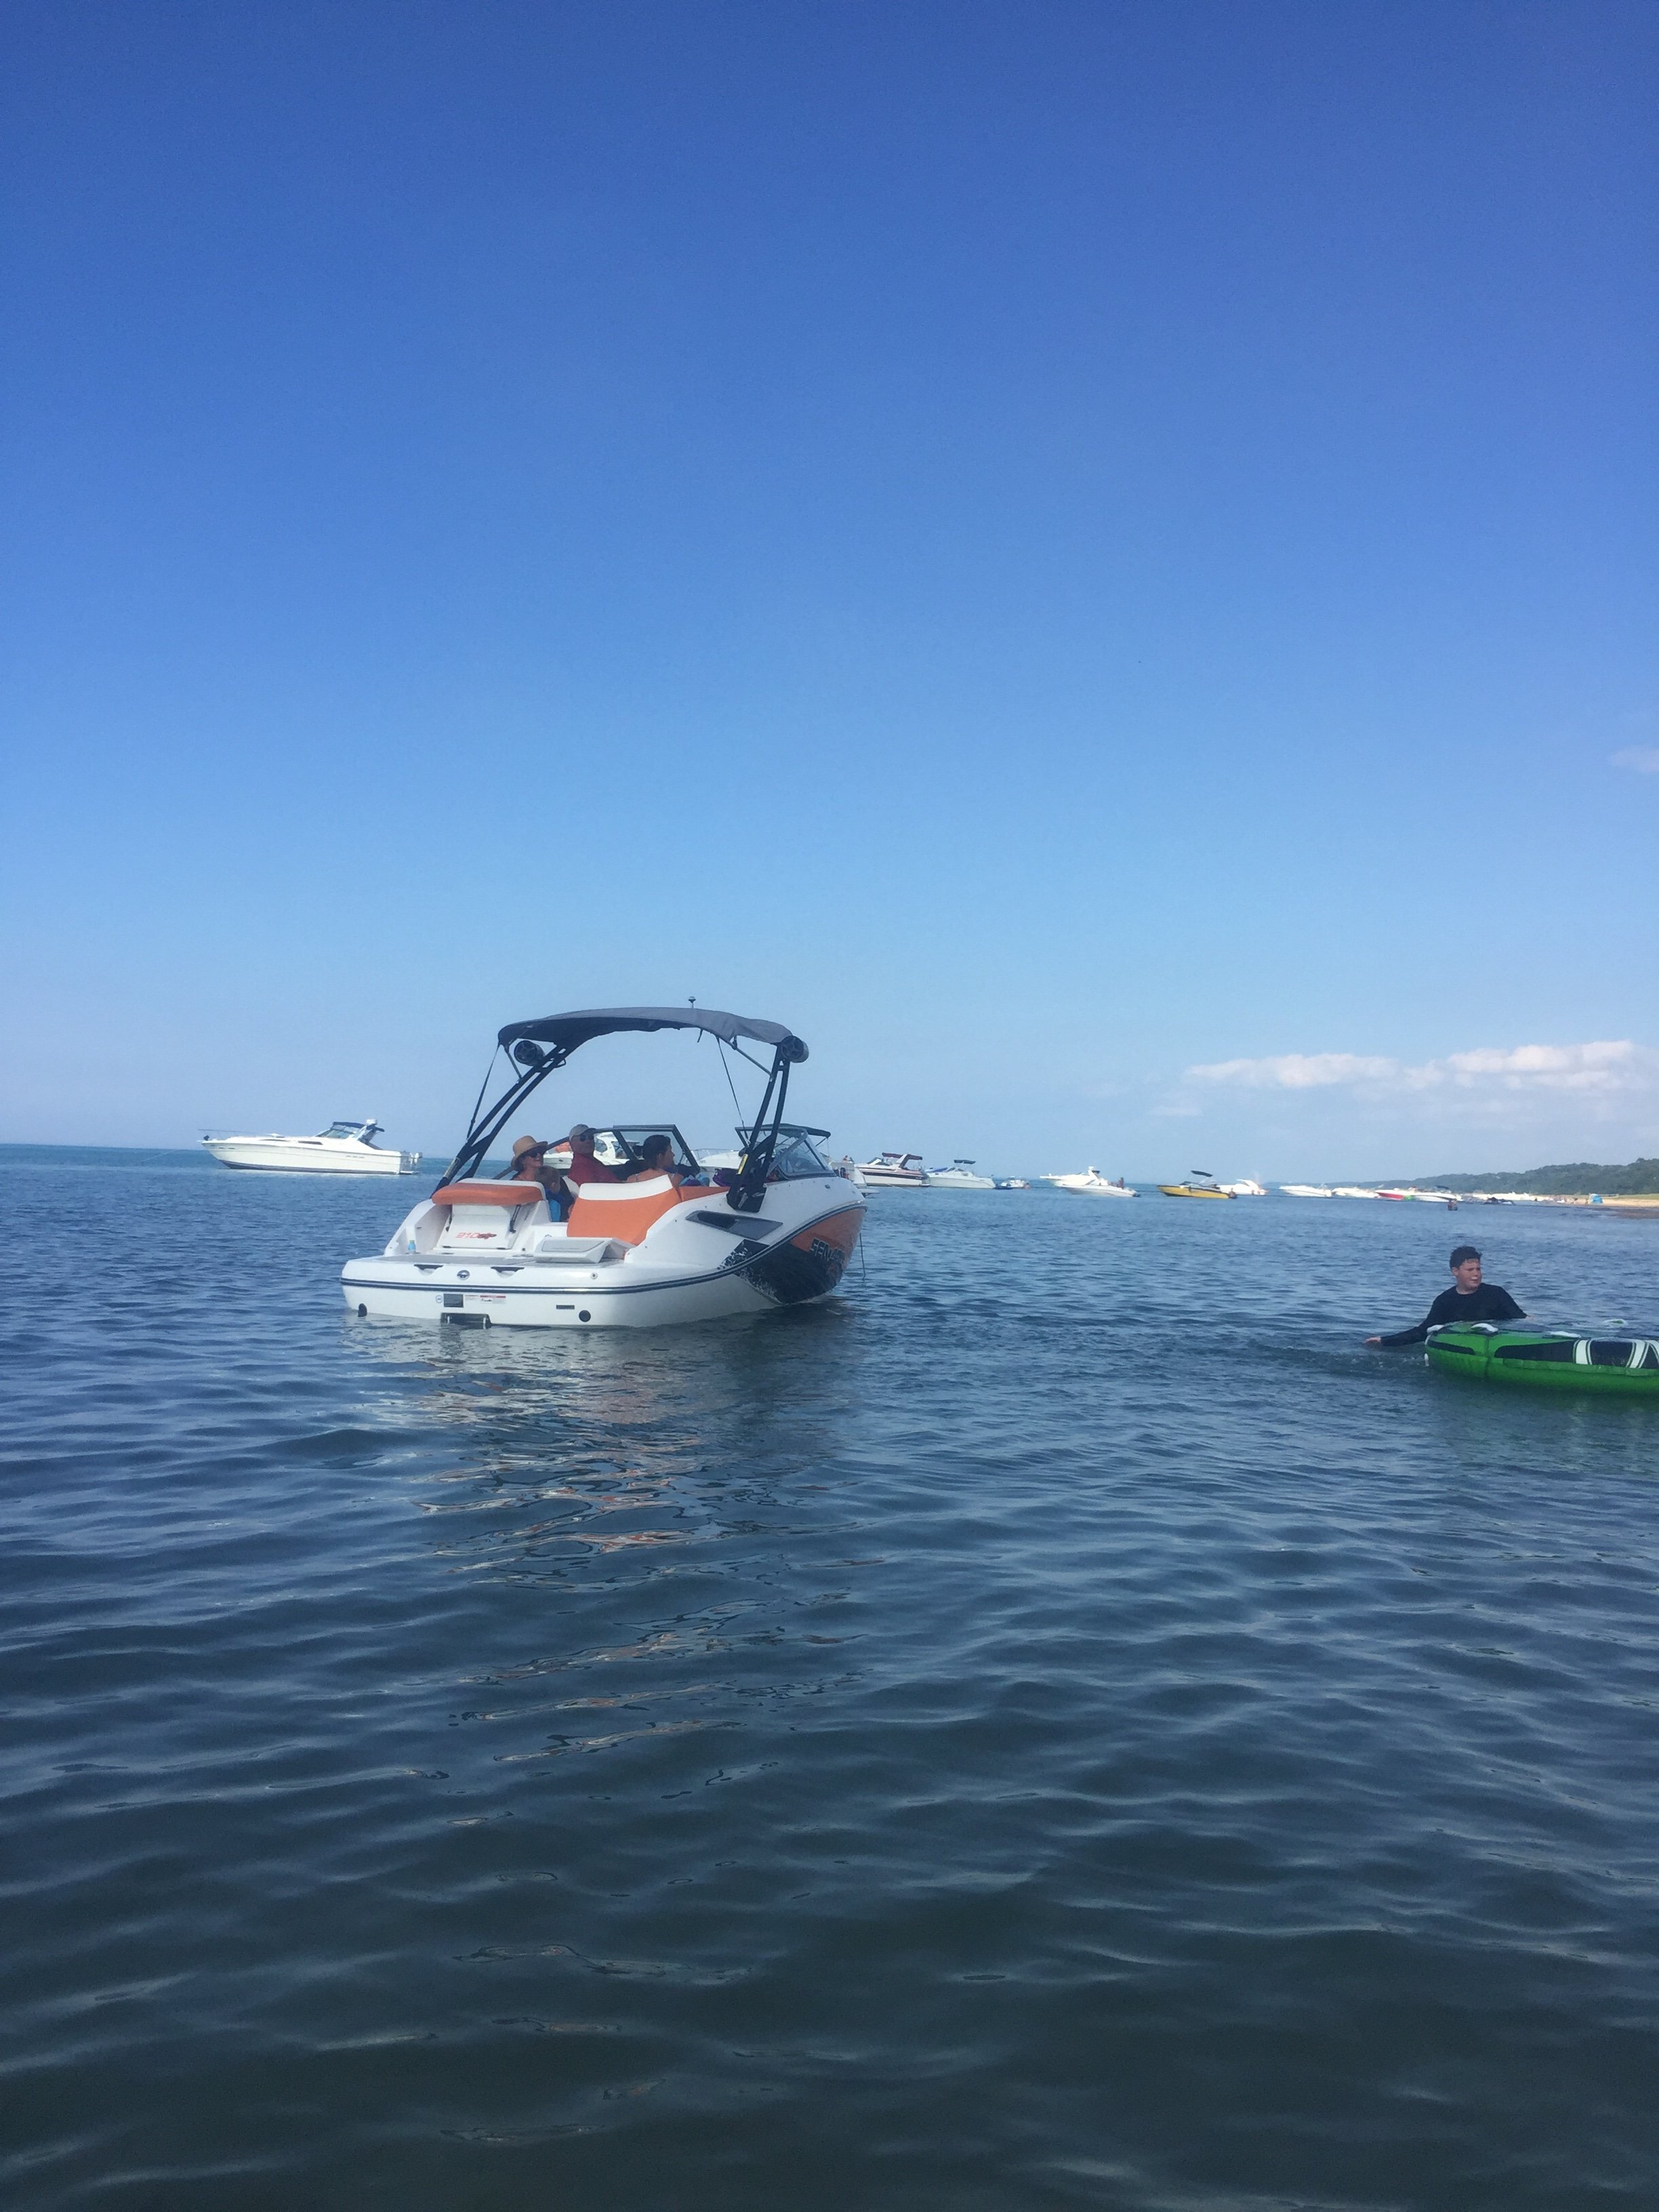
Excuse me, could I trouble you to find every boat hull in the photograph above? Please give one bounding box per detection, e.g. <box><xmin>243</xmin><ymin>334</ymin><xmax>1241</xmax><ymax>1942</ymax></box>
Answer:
<box><xmin>343</xmin><ymin>1185</ymin><xmax>865</xmax><ymax>1330</ymax></box>
<box><xmin>205</xmin><ymin>1138</ymin><xmax>416</xmax><ymax>1174</ymax></box>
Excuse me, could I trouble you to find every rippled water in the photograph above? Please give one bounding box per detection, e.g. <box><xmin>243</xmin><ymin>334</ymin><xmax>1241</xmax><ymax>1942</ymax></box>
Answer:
<box><xmin>3</xmin><ymin>1147</ymin><xmax>1656</xmax><ymax>2209</ymax></box>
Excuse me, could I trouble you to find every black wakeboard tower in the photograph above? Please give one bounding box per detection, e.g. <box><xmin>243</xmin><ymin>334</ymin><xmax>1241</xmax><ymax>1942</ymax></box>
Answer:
<box><xmin>439</xmin><ymin>1006</ymin><xmax>810</xmax><ymax>1212</ymax></box>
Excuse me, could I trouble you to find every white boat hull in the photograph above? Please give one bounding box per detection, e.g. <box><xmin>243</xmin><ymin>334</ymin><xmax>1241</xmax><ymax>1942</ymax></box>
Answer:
<box><xmin>205</xmin><ymin>1136</ymin><xmax>417</xmax><ymax>1174</ymax></box>
<box><xmin>344</xmin><ymin>1175</ymin><xmax>865</xmax><ymax>1330</ymax></box>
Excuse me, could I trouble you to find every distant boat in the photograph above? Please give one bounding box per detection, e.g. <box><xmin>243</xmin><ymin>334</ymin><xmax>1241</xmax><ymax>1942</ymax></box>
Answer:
<box><xmin>994</xmin><ymin>1177</ymin><xmax>1031</xmax><ymax>1190</ymax></box>
<box><xmin>203</xmin><ymin>1119</ymin><xmax>419</xmax><ymax>1175</ymax></box>
<box><xmin>1334</xmin><ymin>1186</ymin><xmax>1385</xmax><ymax>1200</ymax></box>
<box><xmin>926</xmin><ymin>1160</ymin><xmax>996</xmax><ymax>1189</ymax></box>
<box><xmin>1158</xmin><ymin>1170</ymin><xmax>1233</xmax><ymax>1200</ymax></box>
<box><xmin>1280</xmin><ymin>1185</ymin><xmax>1336</xmax><ymax>1197</ymax></box>
<box><xmin>1218</xmin><ymin>1179</ymin><xmax>1267</xmax><ymax>1196</ymax></box>
<box><xmin>859</xmin><ymin>1151</ymin><xmax>929</xmax><ymax>1188</ymax></box>
<box><xmin>1045</xmin><ymin>1168</ymin><xmax>1136</xmax><ymax>1197</ymax></box>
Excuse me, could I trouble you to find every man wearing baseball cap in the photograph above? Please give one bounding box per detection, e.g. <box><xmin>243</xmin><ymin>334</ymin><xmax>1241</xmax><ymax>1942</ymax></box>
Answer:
<box><xmin>560</xmin><ymin>1125</ymin><xmax>619</xmax><ymax>1188</ymax></box>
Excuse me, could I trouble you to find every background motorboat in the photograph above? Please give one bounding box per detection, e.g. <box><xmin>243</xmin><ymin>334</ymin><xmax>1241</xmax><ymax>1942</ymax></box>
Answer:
<box><xmin>859</xmin><ymin>1151</ymin><xmax>930</xmax><ymax>1187</ymax></box>
<box><xmin>926</xmin><ymin>1160</ymin><xmax>996</xmax><ymax>1189</ymax></box>
<box><xmin>1280</xmin><ymin>1185</ymin><xmax>1336</xmax><ymax>1197</ymax></box>
<box><xmin>1045</xmin><ymin>1168</ymin><xmax>1136</xmax><ymax>1197</ymax></box>
<box><xmin>994</xmin><ymin>1178</ymin><xmax>1031</xmax><ymax>1190</ymax></box>
<box><xmin>1218</xmin><ymin>1179</ymin><xmax>1267</xmax><ymax>1196</ymax></box>
<box><xmin>203</xmin><ymin>1120</ymin><xmax>419</xmax><ymax>1174</ymax></box>
<box><xmin>344</xmin><ymin>1006</ymin><xmax>865</xmax><ymax>1330</ymax></box>
<box><xmin>1158</xmin><ymin>1171</ymin><xmax>1233</xmax><ymax>1199</ymax></box>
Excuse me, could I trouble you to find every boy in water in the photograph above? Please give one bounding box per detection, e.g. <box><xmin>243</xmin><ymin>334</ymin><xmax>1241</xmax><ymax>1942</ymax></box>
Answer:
<box><xmin>1365</xmin><ymin>1246</ymin><xmax>1525</xmax><ymax>1347</ymax></box>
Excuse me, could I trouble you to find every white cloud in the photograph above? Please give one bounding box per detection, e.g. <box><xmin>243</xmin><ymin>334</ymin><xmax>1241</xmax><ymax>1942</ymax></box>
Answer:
<box><xmin>1187</xmin><ymin>1040</ymin><xmax>1653</xmax><ymax>1097</ymax></box>
<box><xmin>1189</xmin><ymin>1052</ymin><xmax>1404</xmax><ymax>1090</ymax></box>
<box><xmin>1611</xmin><ymin>746</ymin><xmax>1659</xmax><ymax>775</ymax></box>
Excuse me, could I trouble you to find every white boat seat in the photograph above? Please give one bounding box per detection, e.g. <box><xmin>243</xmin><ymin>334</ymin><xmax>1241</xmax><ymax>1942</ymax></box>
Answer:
<box><xmin>531</xmin><ymin>1236</ymin><xmax>622</xmax><ymax>1263</ymax></box>
<box><xmin>430</xmin><ymin>1178</ymin><xmax>550</xmax><ymax>1254</ymax></box>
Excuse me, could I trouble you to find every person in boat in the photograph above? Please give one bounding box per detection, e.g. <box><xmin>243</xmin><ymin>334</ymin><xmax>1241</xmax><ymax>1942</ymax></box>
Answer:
<box><xmin>1365</xmin><ymin>1246</ymin><xmax>1525</xmax><ymax>1347</ymax></box>
<box><xmin>561</xmin><ymin>1124</ymin><xmax>619</xmax><ymax>1187</ymax></box>
<box><xmin>627</xmin><ymin>1134</ymin><xmax>684</xmax><ymax>1186</ymax></box>
<box><xmin>509</xmin><ymin>1134</ymin><xmax>567</xmax><ymax>1216</ymax></box>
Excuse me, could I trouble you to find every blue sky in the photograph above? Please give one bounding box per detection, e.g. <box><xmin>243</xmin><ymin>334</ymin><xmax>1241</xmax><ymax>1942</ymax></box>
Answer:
<box><xmin>3</xmin><ymin>0</ymin><xmax>1655</xmax><ymax>1177</ymax></box>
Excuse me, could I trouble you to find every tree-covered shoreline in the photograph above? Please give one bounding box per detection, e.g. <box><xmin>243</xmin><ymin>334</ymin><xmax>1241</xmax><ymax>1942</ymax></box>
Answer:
<box><xmin>1397</xmin><ymin>1159</ymin><xmax>1659</xmax><ymax>1196</ymax></box>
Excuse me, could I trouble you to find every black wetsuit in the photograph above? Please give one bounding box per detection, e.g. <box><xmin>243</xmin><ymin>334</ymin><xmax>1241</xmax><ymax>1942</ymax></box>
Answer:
<box><xmin>1378</xmin><ymin>1283</ymin><xmax>1525</xmax><ymax>1347</ymax></box>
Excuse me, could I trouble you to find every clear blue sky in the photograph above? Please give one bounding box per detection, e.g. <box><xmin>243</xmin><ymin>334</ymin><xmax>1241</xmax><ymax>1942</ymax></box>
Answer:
<box><xmin>3</xmin><ymin>1</ymin><xmax>1655</xmax><ymax>1176</ymax></box>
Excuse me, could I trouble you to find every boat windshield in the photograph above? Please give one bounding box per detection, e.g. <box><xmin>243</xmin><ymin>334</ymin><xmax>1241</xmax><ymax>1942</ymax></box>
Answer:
<box><xmin>756</xmin><ymin>1126</ymin><xmax>832</xmax><ymax>1181</ymax></box>
<box><xmin>588</xmin><ymin>1125</ymin><xmax>701</xmax><ymax>1176</ymax></box>
<box><xmin>320</xmin><ymin>1121</ymin><xmax>375</xmax><ymax>1141</ymax></box>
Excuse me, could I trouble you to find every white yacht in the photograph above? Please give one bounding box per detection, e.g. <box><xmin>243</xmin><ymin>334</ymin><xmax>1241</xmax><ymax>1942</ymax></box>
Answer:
<box><xmin>1044</xmin><ymin>1168</ymin><xmax>1136</xmax><ymax>1197</ymax></box>
<box><xmin>203</xmin><ymin>1120</ymin><xmax>419</xmax><ymax>1175</ymax></box>
<box><xmin>926</xmin><ymin>1160</ymin><xmax>996</xmax><ymax>1190</ymax></box>
<box><xmin>1218</xmin><ymin>1179</ymin><xmax>1267</xmax><ymax>1196</ymax></box>
<box><xmin>859</xmin><ymin>1151</ymin><xmax>930</xmax><ymax>1188</ymax></box>
<box><xmin>1280</xmin><ymin>1185</ymin><xmax>1336</xmax><ymax>1198</ymax></box>
<box><xmin>344</xmin><ymin>1006</ymin><xmax>865</xmax><ymax>1330</ymax></box>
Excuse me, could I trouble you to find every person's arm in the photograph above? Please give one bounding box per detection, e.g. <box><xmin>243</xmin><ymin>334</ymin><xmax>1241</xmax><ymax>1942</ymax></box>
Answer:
<box><xmin>1490</xmin><ymin>1286</ymin><xmax>1525</xmax><ymax>1319</ymax></box>
<box><xmin>1367</xmin><ymin>1290</ymin><xmax>1449</xmax><ymax>1347</ymax></box>
<box><xmin>1371</xmin><ymin>1315</ymin><xmax>1432</xmax><ymax>1348</ymax></box>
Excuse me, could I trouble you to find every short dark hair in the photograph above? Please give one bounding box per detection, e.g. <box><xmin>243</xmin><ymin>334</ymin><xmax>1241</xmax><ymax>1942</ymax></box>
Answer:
<box><xmin>1450</xmin><ymin>1245</ymin><xmax>1481</xmax><ymax>1269</ymax></box>
<box><xmin>643</xmin><ymin>1133</ymin><xmax>672</xmax><ymax>1156</ymax></box>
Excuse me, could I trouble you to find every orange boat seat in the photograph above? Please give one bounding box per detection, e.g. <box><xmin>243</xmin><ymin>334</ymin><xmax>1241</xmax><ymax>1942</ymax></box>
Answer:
<box><xmin>566</xmin><ymin>1178</ymin><xmax>714</xmax><ymax>1246</ymax></box>
<box><xmin>432</xmin><ymin>1181</ymin><xmax>546</xmax><ymax>1208</ymax></box>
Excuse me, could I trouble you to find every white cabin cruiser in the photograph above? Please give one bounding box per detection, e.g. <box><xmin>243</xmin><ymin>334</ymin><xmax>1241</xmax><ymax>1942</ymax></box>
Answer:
<box><xmin>204</xmin><ymin>1120</ymin><xmax>419</xmax><ymax>1174</ymax></box>
<box><xmin>858</xmin><ymin>1151</ymin><xmax>929</xmax><ymax>1188</ymax></box>
<box><xmin>1044</xmin><ymin>1168</ymin><xmax>1136</xmax><ymax>1196</ymax></box>
<box><xmin>343</xmin><ymin>1007</ymin><xmax>865</xmax><ymax>1330</ymax></box>
<box><xmin>1218</xmin><ymin>1179</ymin><xmax>1267</xmax><ymax>1196</ymax></box>
<box><xmin>926</xmin><ymin>1160</ymin><xmax>996</xmax><ymax>1189</ymax></box>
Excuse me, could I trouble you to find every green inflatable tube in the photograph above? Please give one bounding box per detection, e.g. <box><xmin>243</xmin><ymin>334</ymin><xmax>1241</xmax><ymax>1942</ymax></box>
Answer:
<box><xmin>1427</xmin><ymin>1324</ymin><xmax>1659</xmax><ymax>1395</ymax></box>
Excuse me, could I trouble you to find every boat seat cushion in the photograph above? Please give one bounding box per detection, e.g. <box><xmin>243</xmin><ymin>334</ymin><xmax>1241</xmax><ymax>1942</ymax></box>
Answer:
<box><xmin>432</xmin><ymin>1181</ymin><xmax>546</xmax><ymax>1208</ymax></box>
<box><xmin>566</xmin><ymin>1177</ymin><xmax>710</xmax><ymax>1246</ymax></box>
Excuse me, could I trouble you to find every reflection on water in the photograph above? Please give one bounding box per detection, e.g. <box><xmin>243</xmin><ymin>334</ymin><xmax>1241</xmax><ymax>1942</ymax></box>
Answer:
<box><xmin>2</xmin><ymin>1153</ymin><xmax>1657</xmax><ymax>2210</ymax></box>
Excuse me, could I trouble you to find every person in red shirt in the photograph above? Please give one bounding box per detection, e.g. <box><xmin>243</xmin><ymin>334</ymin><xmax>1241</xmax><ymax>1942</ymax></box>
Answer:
<box><xmin>561</xmin><ymin>1124</ymin><xmax>619</xmax><ymax>1187</ymax></box>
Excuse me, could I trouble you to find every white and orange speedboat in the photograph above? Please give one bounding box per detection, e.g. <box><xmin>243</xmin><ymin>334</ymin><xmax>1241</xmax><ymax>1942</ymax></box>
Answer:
<box><xmin>342</xmin><ymin>1007</ymin><xmax>865</xmax><ymax>1330</ymax></box>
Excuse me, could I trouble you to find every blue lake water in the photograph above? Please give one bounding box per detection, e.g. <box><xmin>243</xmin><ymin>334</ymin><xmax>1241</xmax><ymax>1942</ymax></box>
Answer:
<box><xmin>2</xmin><ymin>1147</ymin><xmax>1656</xmax><ymax>2209</ymax></box>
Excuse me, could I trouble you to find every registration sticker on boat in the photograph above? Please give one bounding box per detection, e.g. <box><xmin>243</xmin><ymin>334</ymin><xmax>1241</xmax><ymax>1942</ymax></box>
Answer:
<box><xmin>470</xmin><ymin>1294</ymin><xmax>506</xmax><ymax>1305</ymax></box>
